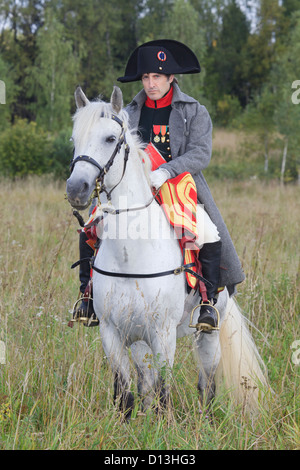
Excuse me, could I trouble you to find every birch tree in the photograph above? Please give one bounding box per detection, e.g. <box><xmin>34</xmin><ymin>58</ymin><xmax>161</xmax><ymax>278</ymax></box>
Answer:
<box><xmin>271</xmin><ymin>12</ymin><xmax>300</xmax><ymax>183</ymax></box>
<box><xmin>28</xmin><ymin>8</ymin><xmax>79</xmax><ymax>131</ymax></box>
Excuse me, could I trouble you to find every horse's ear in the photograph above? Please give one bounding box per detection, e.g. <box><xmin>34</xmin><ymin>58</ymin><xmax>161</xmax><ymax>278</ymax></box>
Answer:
<box><xmin>110</xmin><ymin>86</ymin><xmax>123</xmax><ymax>114</ymax></box>
<box><xmin>75</xmin><ymin>87</ymin><xmax>89</xmax><ymax>108</ymax></box>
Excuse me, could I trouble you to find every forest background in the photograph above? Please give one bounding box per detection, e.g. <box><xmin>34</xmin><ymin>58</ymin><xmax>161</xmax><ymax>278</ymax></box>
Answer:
<box><xmin>0</xmin><ymin>0</ymin><xmax>299</xmax><ymax>450</ymax></box>
<box><xmin>0</xmin><ymin>0</ymin><xmax>300</xmax><ymax>182</ymax></box>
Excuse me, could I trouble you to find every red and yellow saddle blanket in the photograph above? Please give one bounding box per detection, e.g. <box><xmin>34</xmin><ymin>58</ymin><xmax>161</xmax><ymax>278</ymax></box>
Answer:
<box><xmin>145</xmin><ymin>144</ymin><xmax>201</xmax><ymax>289</ymax></box>
<box><xmin>155</xmin><ymin>172</ymin><xmax>199</xmax><ymax>289</ymax></box>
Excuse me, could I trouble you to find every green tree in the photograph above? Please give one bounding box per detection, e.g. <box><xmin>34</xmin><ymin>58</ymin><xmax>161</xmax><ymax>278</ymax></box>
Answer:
<box><xmin>27</xmin><ymin>8</ymin><xmax>79</xmax><ymax>132</ymax></box>
<box><xmin>137</xmin><ymin>0</ymin><xmax>174</xmax><ymax>43</ymax></box>
<box><xmin>0</xmin><ymin>119</ymin><xmax>52</xmax><ymax>177</ymax></box>
<box><xmin>271</xmin><ymin>14</ymin><xmax>300</xmax><ymax>183</ymax></box>
<box><xmin>190</xmin><ymin>0</ymin><xmax>228</xmax><ymax>45</ymax></box>
<box><xmin>204</xmin><ymin>0</ymin><xmax>250</xmax><ymax>111</ymax></box>
<box><xmin>0</xmin><ymin>54</ymin><xmax>19</xmax><ymax>130</ymax></box>
<box><xmin>241</xmin><ymin>0</ymin><xmax>287</xmax><ymax>101</ymax></box>
<box><xmin>238</xmin><ymin>8</ymin><xmax>300</xmax><ymax>182</ymax></box>
<box><xmin>51</xmin><ymin>0</ymin><xmax>140</xmax><ymax>103</ymax></box>
<box><xmin>162</xmin><ymin>0</ymin><xmax>207</xmax><ymax>103</ymax></box>
<box><xmin>0</xmin><ymin>0</ymin><xmax>45</xmax><ymax>120</ymax></box>
<box><xmin>282</xmin><ymin>0</ymin><xmax>300</xmax><ymax>16</ymax></box>
<box><xmin>239</xmin><ymin>84</ymin><xmax>276</xmax><ymax>173</ymax></box>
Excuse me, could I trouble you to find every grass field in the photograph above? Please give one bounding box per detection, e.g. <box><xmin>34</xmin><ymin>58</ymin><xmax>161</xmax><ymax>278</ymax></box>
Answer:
<box><xmin>0</xmin><ymin>148</ymin><xmax>299</xmax><ymax>449</ymax></box>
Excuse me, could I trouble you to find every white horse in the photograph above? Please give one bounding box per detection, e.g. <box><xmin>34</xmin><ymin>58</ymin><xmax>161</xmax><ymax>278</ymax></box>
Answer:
<box><xmin>66</xmin><ymin>86</ymin><xmax>268</xmax><ymax>419</ymax></box>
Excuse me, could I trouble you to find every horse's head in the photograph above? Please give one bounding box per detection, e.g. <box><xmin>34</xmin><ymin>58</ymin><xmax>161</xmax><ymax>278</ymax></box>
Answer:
<box><xmin>66</xmin><ymin>86</ymin><xmax>130</xmax><ymax>210</ymax></box>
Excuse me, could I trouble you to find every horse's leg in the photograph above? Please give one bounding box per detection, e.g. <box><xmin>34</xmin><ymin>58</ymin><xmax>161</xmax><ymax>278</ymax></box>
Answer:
<box><xmin>193</xmin><ymin>330</ymin><xmax>221</xmax><ymax>410</ymax></box>
<box><xmin>130</xmin><ymin>340</ymin><xmax>157</xmax><ymax>411</ymax></box>
<box><xmin>100</xmin><ymin>323</ymin><xmax>134</xmax><ymax>420</ymax></box>
<box><xmin>150</xmin><ymin>324</ymin><xmax>177</xmax><ymax>411</ymax></box>
<box><xmin>113</xmin><ymin>370</ymin><xmax>134</xmax><ymax>421</ymax></box>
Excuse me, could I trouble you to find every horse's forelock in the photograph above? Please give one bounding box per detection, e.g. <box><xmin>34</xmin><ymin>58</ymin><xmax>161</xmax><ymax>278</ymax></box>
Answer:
<box><xmin>72</xmin><ymin>99</ymin><xmax>130</xmax><ymax>145</ymax></box>
<box><xmin>73</xmin><ymin>99</ymin><xmax>126</xmax><ymax>126</ymax></box>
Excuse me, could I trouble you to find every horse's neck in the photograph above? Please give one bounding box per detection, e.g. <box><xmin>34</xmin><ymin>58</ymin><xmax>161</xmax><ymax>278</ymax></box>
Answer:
<box><xmin>109</xmin><ymin>149</ymin><xmax>152</xmax><ymax>210</ymax></box>
<box><xmin>98</xmin><ymin>148</ymin><xmax>182</xmax><ymax>270</ymax></box>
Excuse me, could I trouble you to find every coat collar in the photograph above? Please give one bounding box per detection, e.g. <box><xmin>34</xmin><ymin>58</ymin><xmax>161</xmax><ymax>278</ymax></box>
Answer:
<box><xmin>130</xmin><ymin>82</ymin><xmax>198</xmax><ymax>109</ymax></box>
<box><xmin>145</xmin><ymin>85</ymin><xmax>173</xmax><ymax>108</ymax></box>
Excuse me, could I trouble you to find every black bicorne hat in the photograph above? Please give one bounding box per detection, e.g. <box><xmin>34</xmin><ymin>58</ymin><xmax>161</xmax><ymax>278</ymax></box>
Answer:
<box><xmin>117</xmin><ymin>39</ymin><xmax>201</xmax><ymax>83</ymax></box>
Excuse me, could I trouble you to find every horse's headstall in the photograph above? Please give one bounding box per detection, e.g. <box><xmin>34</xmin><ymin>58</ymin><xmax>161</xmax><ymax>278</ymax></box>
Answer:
<box><xmin>69</xmin><ymin>111</ymin><xmax>128</xmax><ymax>175</ymax></box>
<box><xmin>69</xmin><ymin>154</ymin><xmax>104</xmax><ymax>174</ymax></box>
<box><xmin>69</xmin><ymin>111</ymin><xmax>130</xmax><ymax>201</ymax></box>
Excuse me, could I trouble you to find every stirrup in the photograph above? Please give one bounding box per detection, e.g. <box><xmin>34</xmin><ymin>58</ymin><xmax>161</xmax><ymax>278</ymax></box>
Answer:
<box><xmin>189</xmin><ymin>301</ymin><xmax>220</xmax><ymax>332</ymax></box>
<box><xmin>68</xmin><ymin>294</ymin><xmax>99</xmax><ymax>327</ymax></box>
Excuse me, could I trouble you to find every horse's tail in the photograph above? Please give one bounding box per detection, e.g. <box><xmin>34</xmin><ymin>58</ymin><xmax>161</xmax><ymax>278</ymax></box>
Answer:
<box><xmin>216</xmin><ymin>296</ymin><xmax>269</xmax><ymax>415</ymax></box>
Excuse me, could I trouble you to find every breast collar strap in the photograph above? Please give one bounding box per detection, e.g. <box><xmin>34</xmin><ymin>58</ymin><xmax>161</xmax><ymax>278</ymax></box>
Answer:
<box><xmin>69</xmin><ymin>112</ymin><xmax>130</xmax><ymax>201</ymax></box>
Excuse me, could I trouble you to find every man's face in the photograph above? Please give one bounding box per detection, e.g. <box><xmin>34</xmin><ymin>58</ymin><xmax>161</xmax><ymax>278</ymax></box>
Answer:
<box><xmin>141</xmin><ymin>73</ymin><xmax>174</xmax><ymax>100</ymax></box>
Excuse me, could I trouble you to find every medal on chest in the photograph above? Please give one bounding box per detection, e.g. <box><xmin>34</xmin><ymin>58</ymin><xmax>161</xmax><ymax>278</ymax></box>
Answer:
<box><xmin>153</xmin><ymin>125</ymin><xmax>160</xmax><ymax>143</ymax></box>
<box><xmin>152</xmin><ymin>125</ymin><xmax>168</xmax><ymax>144</ymax></box>
<box><xmin>160</xmin><ymin>125</ymin><xmax>167</xmax><ymax>143</ymax></box>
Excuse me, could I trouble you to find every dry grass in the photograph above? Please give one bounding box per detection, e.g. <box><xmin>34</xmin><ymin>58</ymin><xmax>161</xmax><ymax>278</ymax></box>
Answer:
<box><xmin>212</xmin><ymin>128</ymin><xmax>246</xmax><ymax>153</ymax></box>
<box><xmin>0</xmin><ymin>174</ymin><xmax>299</xmax><ymax>450</ymax></box>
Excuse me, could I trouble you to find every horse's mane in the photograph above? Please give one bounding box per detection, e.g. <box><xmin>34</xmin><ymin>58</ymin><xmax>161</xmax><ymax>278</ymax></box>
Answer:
<box><xmin>72</xmin><ymin>97</ymin><xmax>152</xmax><ymax>180</ymax></box>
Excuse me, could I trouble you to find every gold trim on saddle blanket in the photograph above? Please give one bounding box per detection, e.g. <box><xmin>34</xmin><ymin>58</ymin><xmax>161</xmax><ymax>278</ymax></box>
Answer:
<box><xmin>156</xmin><ymin>172</ymin><xmax>199</xmax><ymax>289</ymax></box>
<box><xmin>145</xmin><ymin>143</ymin><xmax>200</xmax><ymax>289</ymax></box>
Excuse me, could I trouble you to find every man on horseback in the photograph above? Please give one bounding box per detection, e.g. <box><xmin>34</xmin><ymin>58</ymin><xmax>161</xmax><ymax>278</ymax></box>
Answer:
<box><xmin>71</xmin><ymin>39</ymin><xmax>245</xmax><ymax>332</ymax></box>
<box><xmin>116</xmin><ymin>39</ymin><xmax>244</xmax><ymax>330</ymax></box>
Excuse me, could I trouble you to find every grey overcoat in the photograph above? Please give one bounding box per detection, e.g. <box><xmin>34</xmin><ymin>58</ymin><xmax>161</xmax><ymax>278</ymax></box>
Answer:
<box><xmin>126</xmin><ymin>82</ymin><xmax>245</xmax><ymax>295</ymax></box>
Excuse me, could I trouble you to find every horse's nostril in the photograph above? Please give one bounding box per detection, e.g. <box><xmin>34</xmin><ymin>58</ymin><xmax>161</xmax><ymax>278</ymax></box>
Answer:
<box><xmin>82</xmin><ymin>182</ymin><xmax>89</xmax><ymax>193</ymax></box>
<box><xmin>77</xmin><ymin>181</ymin><xmax>90</xmax><ymax>196</ymax></box>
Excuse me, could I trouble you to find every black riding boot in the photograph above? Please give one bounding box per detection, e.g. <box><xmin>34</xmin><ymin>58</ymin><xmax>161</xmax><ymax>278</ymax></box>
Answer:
<box><xmin>79</xmin><ymin>231</ymin><xmax>94</xmax><ymax>295</ymax></box>
<box><xmin>70</xmin><ymin>231</ymin><xmax>99</xmax><ymax>327</ymax></box>
<box><xmin>197</xmin><ymin>240</ymin><xmax>222</xmax><ymax>332</ymax></box>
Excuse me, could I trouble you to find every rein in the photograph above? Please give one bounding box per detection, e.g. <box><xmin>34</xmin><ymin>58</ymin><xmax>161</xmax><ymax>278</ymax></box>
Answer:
<box><xmin>98</xmin><ymin>188</ymin><xmax>160</xmax><ymax>216</ymax></box>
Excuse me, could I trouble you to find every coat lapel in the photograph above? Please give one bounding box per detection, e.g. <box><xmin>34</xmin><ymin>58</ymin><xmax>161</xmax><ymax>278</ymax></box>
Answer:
<box><xmin>169</xmin><ymin>106</ymin><xmax>184</xmax><ymax>158</ymax></box>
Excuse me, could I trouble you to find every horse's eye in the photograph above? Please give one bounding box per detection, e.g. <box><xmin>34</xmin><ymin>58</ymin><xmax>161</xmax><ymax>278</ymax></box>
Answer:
<box><xmin>106</xmin><ymin>135</ymin><xmax>116</xmax><ymax>143</ymax></box>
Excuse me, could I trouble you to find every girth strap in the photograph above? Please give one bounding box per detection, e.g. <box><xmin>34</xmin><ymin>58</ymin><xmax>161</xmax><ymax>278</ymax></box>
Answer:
<box><xmin>71</xmin><ymin>258</ymin><xmax>212</xmax><ymax>286</ymax></box>
<box><xmin>92</xmin><ymin>263</ymin><xmax>212</xmax><ymax>285</ymax></box>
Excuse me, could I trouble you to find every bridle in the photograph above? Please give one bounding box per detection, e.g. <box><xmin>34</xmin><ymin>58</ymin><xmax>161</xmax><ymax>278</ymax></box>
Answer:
<box><xmin>70</xmin><ymin>111</ymin><xmax>159</xmax><ymax>214</ymax></box>
<box><xmin>70</xmin><ymin>112</ymin><xmax>130</xmax><ymax>202</ymax></box>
